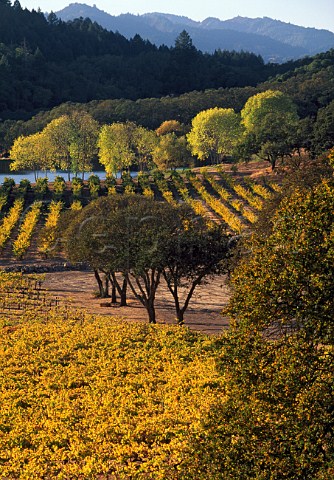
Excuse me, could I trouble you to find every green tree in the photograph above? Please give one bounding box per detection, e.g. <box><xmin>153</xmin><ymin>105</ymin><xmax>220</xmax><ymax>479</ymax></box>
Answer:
<box><xmin>241</xmin><ymin>89</ymin><xmax>299</xmax><ymax>169</ymax></box>
<box><xmin>312</xmin><ymin>99</ymin><xmax>334</xmax><ymax>156</ymax></box>
<box><xmin>60</xmin><ymin>195</ymin><xmax>123</xmax><ymax>300</ymax></box>
<box><xmin>195</xmin><ymin>330</ymin><xmax>334</xmax><ymax>480</ymax></box>
<box><xmin>174</xmin><ymin>30</ymin><xmax>195</xmax><ymax>51</ymax></box>
<box><xmin>68</xmin><ymin>111</ymin><xmax>99</xmax><ymax>179</ymax></box>
<box><xmin>162</xmin><ymin>222</ymin><xmax>230</xmax><ymax>324</ymax></box>
<box><xmin>187</xmin><ymin>107</ymin><xmax>243</xmax><ymax>163</ymax></box>
<box><xmin>152</xmin><ymin>133</ymin><xmax>191</xmax><ymax>170</ymax></box>
<box><xmin>97</xmin><ymin>122</ymin><xmax>137</xmax><ymax>176</ymax></box>
<box><xmin>120</xmin><ymin>198</ymin><xmax>182</xmax><ymax>323</ymax></box>
<box><xmin>187</xmin><ymin>176</ymin><xmax>334</xmax><ymax>480</ymax></box>
<box><xmin>226</xmin><ymin>179</ymin><xmax>334</xmax><ymax>343</ymax></box>
<box><xmin>62</xmin><ymin>195</ymin><xmax>183</xmax><ymax>323</ymax></box>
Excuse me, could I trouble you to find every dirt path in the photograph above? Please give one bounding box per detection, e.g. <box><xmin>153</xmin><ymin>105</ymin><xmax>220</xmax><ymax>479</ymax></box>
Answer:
<box><xmin>43</xmin><ymin>271</ymin><xmax>231</xmax><ymax>335</ymax></box>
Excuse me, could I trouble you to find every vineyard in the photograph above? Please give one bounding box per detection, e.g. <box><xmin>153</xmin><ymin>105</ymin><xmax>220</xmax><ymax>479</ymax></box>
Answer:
<box><xmin>0</xmin><ymin>167</ymin><xmax>280</xmax><ymax>266</ymax></box>
<box><xmin>0</xmin><ymin>310</ymin><xmax>225</xmax><ymax>479</ymax></box>
<box><xmin>0</xmin><ymin>271</ymin><xmax>61</xmax><ymax>323</ymax></box>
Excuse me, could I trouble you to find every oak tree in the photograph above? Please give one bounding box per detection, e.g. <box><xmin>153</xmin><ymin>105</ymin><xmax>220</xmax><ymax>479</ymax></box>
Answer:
<box><xmin>241</xmin><ymin>89</ymin><xmax>299</xmax><ymax>169</ymax></box>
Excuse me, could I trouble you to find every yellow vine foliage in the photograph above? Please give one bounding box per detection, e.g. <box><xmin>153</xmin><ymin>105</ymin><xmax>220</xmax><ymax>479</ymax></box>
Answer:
<box><xmin>70</xmin><ymin>200</ymin><xmax>83</xmax><ymax>210</ymax></box>
<box><xmin>39</xmin><ymin>201</ymin><xmax>63</xmax><ymax>256</ymax></box>
<box><xmin>250</xmin><ymin>182</ymin><xmax>272</xmax><ymax>199</ymax></box>
<box><xmin>0</xmin><ymin>198</ymin><xmax>24</xmax><ymax>250</ymax></box>
<box><xmin>0</xmin><ymin>312</ymin><xmax>224</xmax><ymax>479</ymax></box>
<box><xmin>142</xmin><ymin>187</ymin><xmax>154</xmax><ymax>198</ymax></box>
<box><xmin>170</xmin><ymin>173</ymin><xmax>214</xmax><ymax>226</ymax></box>
<box><xmin>12</xmin><ymin>201</ymin><xmax>42</xmax><ymax>259</ymax></box>
<box><xmin>188</xmin><ymin>174</ymin><xmax>245</xmax><ymax>233</ymax></box>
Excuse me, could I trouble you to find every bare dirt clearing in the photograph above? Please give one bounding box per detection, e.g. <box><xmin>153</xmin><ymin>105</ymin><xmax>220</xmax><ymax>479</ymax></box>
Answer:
<box><xmin>43</xmin><ymin>271</ymin><xmax>231</xmax><ymax>335</ymax></box>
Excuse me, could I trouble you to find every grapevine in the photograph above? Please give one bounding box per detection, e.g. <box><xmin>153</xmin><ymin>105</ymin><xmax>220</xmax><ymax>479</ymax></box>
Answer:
<box><xmin>39</xmin><ymin>200</ymin><xmax>64</xmax><ymax>256</ymax></box>
<box><xmin>12</xmin><ymin>201</ymin><xmax>43</xmax><ymax>259</ymax></box>
<box><xmin>0</xmin><ymin>198</ymin><xmax>24</xmax><ymax>250</ymax></box>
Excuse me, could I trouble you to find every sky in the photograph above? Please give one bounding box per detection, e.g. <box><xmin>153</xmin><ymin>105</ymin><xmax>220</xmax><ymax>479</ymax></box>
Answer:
<box><xmin>18</xmin><ymin>0</ymin><xmax>334</xmax><ymax>32</ymax></box>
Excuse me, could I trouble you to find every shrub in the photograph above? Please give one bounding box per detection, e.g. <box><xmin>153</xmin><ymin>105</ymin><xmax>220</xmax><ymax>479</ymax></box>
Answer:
<box><xmin>88</xmin><ymin>174</ymin><xmax>101</xmax><ymax>198</ymax></box>
<box><xmin>34</xmin><ymin>177</ymin><xmax>48</xmax><ymax>198</ymax></box>
<box><xmin>17</xmin><ymin>179</ymin><xmax>31</xmax><ymax>199</ymax></box>
<box><xmin>53</xmin><ymin>176</ymin><xmax>66</xmax><ymax>198</ymax></box>
<box><xmin>71</xmin><ymin>177</ymin><xmax>83</xmax><ymax>199</ymax></box>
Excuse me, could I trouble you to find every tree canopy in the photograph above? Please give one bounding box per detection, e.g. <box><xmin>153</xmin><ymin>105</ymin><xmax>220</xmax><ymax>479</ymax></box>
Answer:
<box><xmin>187</xmin><ymin>107</ymin><xmax>243</xmax><ymax>163</ymax></box>
<box><xmin>240</xmin><ymin>89</ymin><xmax>299</xmax><ymax>168</ymax></box>
<box><xmin>226</xmin><ymin>178</ymin><xmax>334</xmax><ymax>343</ymax></box>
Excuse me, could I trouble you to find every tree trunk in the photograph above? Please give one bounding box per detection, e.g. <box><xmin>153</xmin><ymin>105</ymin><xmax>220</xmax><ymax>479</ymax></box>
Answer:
<box><xmin>120</xmin><ymin>277</ymin><xmax>127</xmax><ymax>306</ymax></box>
<box><xmin>110</xmin><ymin>273</ymin><xmax>128</xmax><ymax>306</ymax></box>
<box><xmin>163</xmin><ymin>270</ymin><xmax>203</xmax><ymax>326</ymax></box>
<box><xmin>94</xmin><ymin>269</ymin><xmax>105</xmax><ymax>297</ymax></box>
<box><xmin>111</xmin><ymin>282</ymin><xmax>117</xmax><ymax>304</ymax></box>
<box><xmin>147</xmin><ymin>304</ymin><xmax>156</xmax><ymax>324</ymax></box>
<box><xmin>176</xmin><ymin>309</ymin><xmax>184</xmax><ymax>325</ymax></box>
<box><xmin>126</xmin><ymin>270</ymin><xmax>160</xmax><ymax>324</ymax></box>
<box><xmin>104</xmin><ymin>276</ymin><xmax>109</xmax><ymax>297</ymax></box>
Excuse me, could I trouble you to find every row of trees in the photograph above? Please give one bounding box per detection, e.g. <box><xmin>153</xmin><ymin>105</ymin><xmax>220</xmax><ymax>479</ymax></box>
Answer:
<box><xmin>188</xmin><ymin>89</ymin><xmax>302</xmax><ymax>169</ymax></box>
<box><xmin>10</xmin><ymin>89</ymin><xmax>323</xmax><ymax>176</ymax></box>
<box><xmin>8</xmin><ymin>112</ymin><xmax>190</xmax><ymax>178</ymax></box>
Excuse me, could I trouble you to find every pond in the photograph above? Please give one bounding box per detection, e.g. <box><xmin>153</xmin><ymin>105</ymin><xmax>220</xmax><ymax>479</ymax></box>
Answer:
<box><xmin>0</xmin><ymin>170</ymin><xmax>138</xmax><ymax>185</ymax></box>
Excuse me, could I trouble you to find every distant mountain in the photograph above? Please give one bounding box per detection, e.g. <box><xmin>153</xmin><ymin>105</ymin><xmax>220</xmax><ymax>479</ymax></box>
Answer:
<box><xmin>211</xmin><ymin>16</ymin><xmax>334</xmax><ymax>55</ymax></box>
<box><xmin>55</xmin><ymin>3</ymin><xmax>334</xmax><ymax>62</ymax></box>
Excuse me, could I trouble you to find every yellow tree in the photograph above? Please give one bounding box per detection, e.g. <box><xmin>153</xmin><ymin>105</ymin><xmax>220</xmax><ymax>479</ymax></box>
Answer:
<box><xmin>42</xmin><ymin>115</ymin><xmax>72</xmax><ymax>179</ymax></box>
<box><xmin>42</xmin><ymin>112</ymin><xmax>99</xmax><ymax>179</ymax></box>
<box><xmin>156</xmin><ymin>120</ymin><xmax>183</xmax><ymax>137</ymax></box>
<box><xmin>328</xmin><ymin>147</ymin><xmax>334</xmax><ymax>168</ymax></box>
<box><xmin>10</xmin><ymin>132</ymin><xmax>55</xmax><ymax>180</ymax></box>
<box><xmin>187</xmin><ymin>107</ymin><xmax>243</xmax><ymax>163</ymax></box>
<box><xmin>132</xmin><ymin>125</ymin><xmax>157</xmax><ymax>171</ymax></box>
<box><xmin>68</xmin><ymin>111</ymin><xmax>99</xmax><ymax>179</ymax></box>
<box><xmin>98</xmin><ymin>122</ymin><xmax>156</xmax><ymax>175</ymax></box>
<box><xmin>98</xmin><ymin>123</ymin><xmax>136</xmax><ymax>176</ymax></box>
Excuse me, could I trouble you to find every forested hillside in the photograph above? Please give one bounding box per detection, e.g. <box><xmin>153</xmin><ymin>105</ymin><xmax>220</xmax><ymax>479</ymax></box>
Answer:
<box><xmin>0</xmin><ymin>1</ymin><xmax>281</xmax><ymax>119</ymax></box>
<box><xmin>1</xmin><ymin>46</ymin><xmax>333</xmax><ymax>155</ymax></box>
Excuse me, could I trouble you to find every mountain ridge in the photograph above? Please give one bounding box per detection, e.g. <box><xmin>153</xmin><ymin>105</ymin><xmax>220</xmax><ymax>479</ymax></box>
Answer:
<box><xmin>55</xmin><ymin>3</ymin><xmax>334</xmax><ymax>62</ymax></box>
